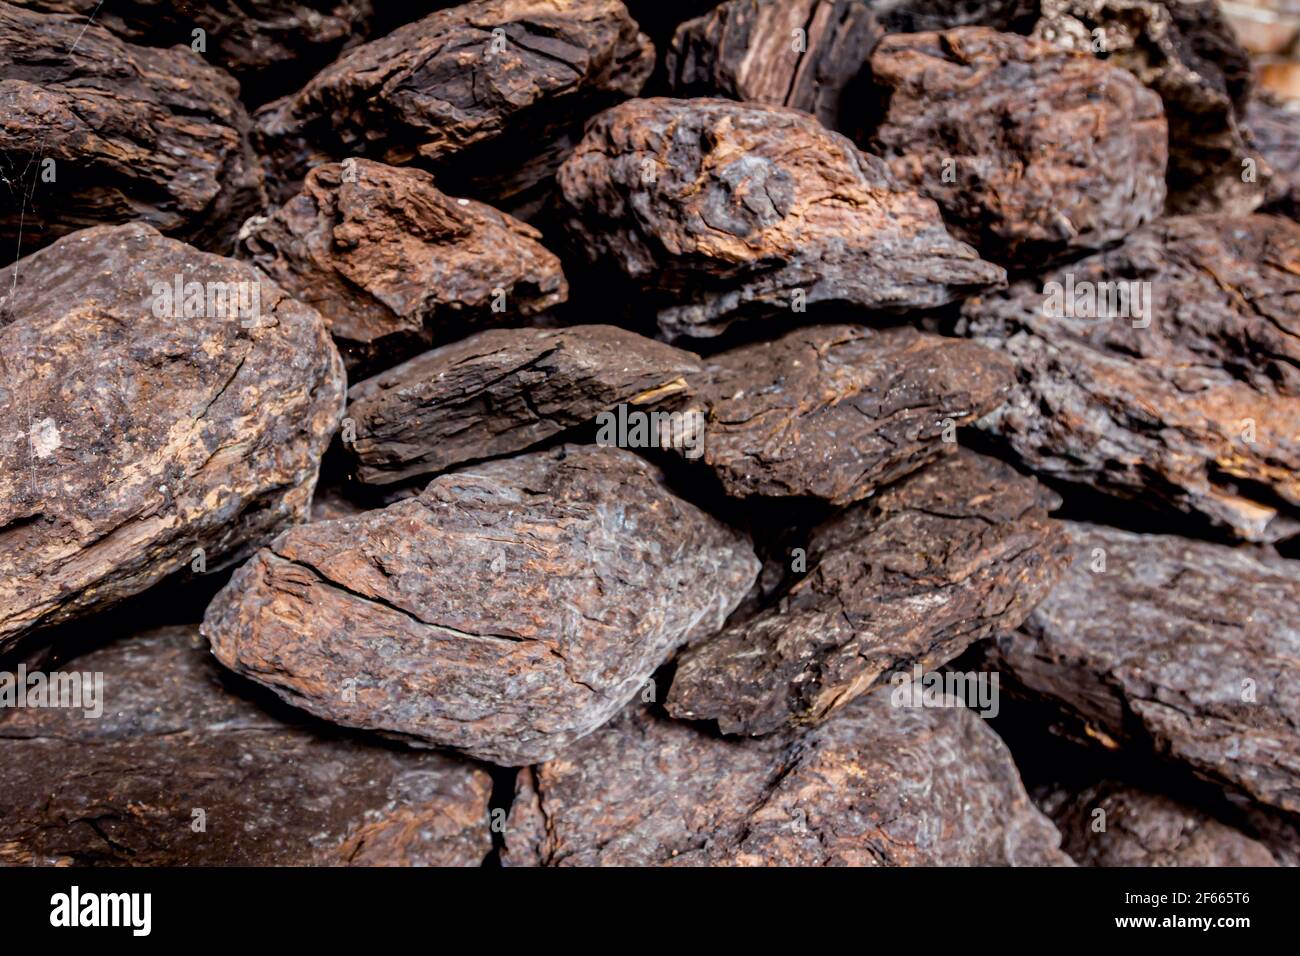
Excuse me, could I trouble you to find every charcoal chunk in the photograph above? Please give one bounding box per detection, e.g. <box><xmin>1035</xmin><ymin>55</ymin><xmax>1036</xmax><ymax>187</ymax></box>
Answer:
<box><xmin>0</xmin><ymin>224</ymin><xmax>345</xmax><ymax>653</ymax></box>
<box><xmin>1037</xmin><ymin>780</ymin><xmax>1277</xmax><ymax>867</ymax></box>
<box><xmin>202</xmin><ymin>445</ymin><xmax>760</xmax><ymax>766</ymax></box>
<box><xmin>255</xmin><ymin>0</ymin><xmax>654</xmax><ymax>209</ymax></box>
<box><xmin>0</xmin><ymin>626</ymin><xmax>492</xmax><ymax>865</ymax></box>
<box><xmin>347</xmin><ymin>325</ymin><xmax>701</xmax><ymax>485</ymax></box>
<box><xmin>682</xmin><ymin>324</ymin><xmax>1014</xmax><ymax>503</ymax></box>
<box><xmin>1247</xmin><ymin>93</ymin><xmax>1300</xmax><ymax>220</ymax></box>
<box><xmin>1033</xmin><ymin>0</ymin><xmax>1265</xmax><ymax>214</ymax></box>
<box><xmin>238</xmin><ymin>159</ymin><xmax>567</xmax><ymax>376</ymax></box>
<box><xmin>557</xmin><ymin>97</ymin><xmax>1005</xmax><ymax>341</ymax></box>
<box><xmin>960</xmin><ymin>214</ymin><xmax>1300</xmax><ymax>542</ymax></box>
<box><xmin>0</xmin><ymin>3</ymin><xmax>263</xmax><ymax>260</ymax></box>
<box><xmin>987</xmin><ymin>522</ymin><xmax>1300</xmax><ymax>814</ymax></box>
<box><xmin>665</xmin><ymin>450</ymin><xmax>1068</xmax><ymax>735</ymax></box>
<box><xmin>870</xmin><ymin>27</ymin><xmax>1167</xmax><ymax>266</ymax></box>
<box><xmin>503</xmin><ymin>690</ymin><xmax>1071</xmax><ymax>866</ymax></box>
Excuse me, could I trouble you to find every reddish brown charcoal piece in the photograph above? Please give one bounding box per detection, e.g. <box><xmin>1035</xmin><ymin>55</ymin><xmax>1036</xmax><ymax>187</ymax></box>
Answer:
<box><xmin>665</xmin><ymin>450</ymin><xmax>1069</xmax><ymax>736</ymax></box>
<box><xmin>202</xmin><ymin>445</ymin><xmax>760</xmax><ymax>766</ymax></box>
<box><xmin>556</xmin><ymin>97</ymin><xmax>1005</xmax><ymax>342</ymax></box>
<box><xmin>986</xmin><ymin>522</ymin><xmax>1300</xmax><ymax>814</ymax></box>
<box><xmin>0</xmin><ymin>224</ymin><xmax>345</xmax><ymax>654</ymax></box>
<box><xmin>0</xmin><ymin>626</ymin><xmax>493</xmax><ymax>866</ymax></box>
<box><xmin>0</xmin><ymin>2</ymin><xmax>263</xmax><ymax>261</ymax></box>
<box><xmin>1036</xmin><ymin>781</ymin><xmax>1277</xmax><ymax>867</ymax></box>
<box><xmin>960</xmin><ymin>214</ymin><xmax>1300</xmax><ymax>543</ymax></box>
<box><xmin>870</xmin><ymin>27</ymin><xmax>1168</xmax><ymax>267</ymax></box>
<box><xmin>503</xmin><ymin>690</ymin><xmax>1072</xmax><ymax>866</ymax></box>
<box><xmin>11</xmin><ymin>0</ymin><xmax>375</xmax><ymax>104</ymax></box>
<box><xmin>347</xmin><ymin>325</ymin><xmax>701</xmax><ymax>485</ymax></box>
<box><xmin>238</xmin><ymin>159</ymin><xmax>568</xmax><ymax>377</ymax></box>
<box><xmin>682</xmin><ymin>324</ymin><xmax>1014</xmax><ymax>504</ymax></box>
<box><xmin>254</xmin><ymin>0</ymin><xmax>654</xmax><ymax>208</ymax></box>
<box><xmin>1032</xmin><ymin>0</ymin><xmax>1265</xmax><ymax>215</ymax></box>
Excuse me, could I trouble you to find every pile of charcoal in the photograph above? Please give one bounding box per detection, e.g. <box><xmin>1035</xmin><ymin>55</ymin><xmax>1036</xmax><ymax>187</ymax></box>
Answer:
<box><xmin>1</xmin><ymin>0</ymin><xmax>1297</xmax><ymax>868</ymax></box>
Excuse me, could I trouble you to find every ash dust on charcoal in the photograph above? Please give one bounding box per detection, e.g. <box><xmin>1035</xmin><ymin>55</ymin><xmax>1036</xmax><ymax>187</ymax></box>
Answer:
<box><xmin>0</xmin><ymin>0</ymin><xmax>1296</xmax><ymax>870</ymax></box>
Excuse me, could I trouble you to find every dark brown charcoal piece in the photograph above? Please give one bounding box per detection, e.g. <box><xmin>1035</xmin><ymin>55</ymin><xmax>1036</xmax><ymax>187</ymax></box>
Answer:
<box><xmin>203</xmin><ymin>445</ymin><xmax>760</xmax><ymax>766</ymax></box>
<box><xmin>557</xmin><ymin>97</ymin><xmax>1005</xmax><ymax>342</ymax></box>
<box><xmin>504</xmin><ymin>690</ymin><xmax>1071</xmax><ymax>866</ymax></box>
<box><xmin>0</xmin><ymin>3</ymin><xmax>263</xmax><ymax>261</ymax></box>
<box><xmin>665</xmin><ymin>450</ymin><xmax>1068</xmax><ymax>736</ymax></box>
<box><xmin>666</xmin><ymin>0</ymin><xmax>885</xmax><ymax>131</ymax></box>
<box><xmin>0</xmin><ymin>224</ymin><xmax>344</xmax><ymax>653</ymax></box>
<box><xmin>238</xmin><ymin>159</ymin><xmax>567</xmax><ymax>377</ymax></box>
<box><xmin>347</xmin><ymin>325</ymin><xmax>701</xmax><ymax>485</ymax></box>
<box><xmin>1036</xmin><ymin>781</ymin><xmax>1277</xmax><ymax>867</ymax></box>
<box><xmin>0</xmin><ymin>626</ymin><xmax>492</xmax><ymax>865</ymax></box>
<box><xmin>1033</xmin><ymin>0</ymin><xmax>1266</xmax><ymax>215</ymax></box>
<box><xmin>960</xmin><ymin>214</ymin><xmax>1300</xmax><ymax>543</ymax></box>
<box><xmin>870</xmin><ymin>28</ymin><xmax>1167</xmax><ymax>267</ymax></box>
<box><xmin>986</xmin><ymin>522</ymin><xmax>1300</xmax><ymax>814</ymax></box>
<box><xmin>12</xmin><ymin>1</ymin><xmax>375</xmax><ymax>105</ymax></box>
<box><xmin>254</xmin><ymin>0</ymin><xmax>654</xmax><ymax>208</ymax></box>
<box><xmin>1247</xmin><ymin>94</ymin><xmax>1300</xmax><ymax>220</ymax></box>
<box><xmin>684</xmin><ymin>324</ymin><xmax>1015</xmax><ymax>503</ymax></box>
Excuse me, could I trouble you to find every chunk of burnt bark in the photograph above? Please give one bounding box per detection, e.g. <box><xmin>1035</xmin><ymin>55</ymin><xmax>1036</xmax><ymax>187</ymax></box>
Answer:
<box><xmin>960</xmin><ymin>214</ymin><xmax>1300</xmax><ymax>542</ymax></box>
<box><xmin>557</xmin><ymin>97</ymin><xmax>1005</xmax><ymax>341</ymax></box>
<box><xmin>682</xmin><ymin>324</ymin><xmax>1014</xmax><ymax>504</ymax></box>
<box><xmin>665</xmin><ymin>450</ymin><xmax>1068</xmax><ymax>736</ymax></box>
<box><xmin>503</xmin><ymin>690</ymin><xmax>1071</xmax><ymax>866</ymax></box>
<box><xmin>1033</xmin><ymin>0</ymin><xmax>1266</xmax><ymax>214</ymax></box>
<box><xmin>0</xmin><ymin>224</ymin><xmax>345</xmax><ymax>653</ymax></box>
<box><xmin>1036</xmin><ymin>780</ymin><xmax>1277</xmax><ymax>867</ymax></box>
<box><xmin>1246</xmin><ymin>93</ymin><xmax>1300</xmax><ymax>220</ymax></box>
<box><xmin>12</xmin><ymin>1</ymin><xmax>376</xmax><ymax>105</ymax></box>
<box><xmin>0</xmin><ymin>626</ymin><xmax>492</xmax><ymax>865</ymax></box>
<box><xmin>986</xmin><ymin>522</ymin><xmax>1300</xmax><ymax>814</ymax></box>
<box><xmin>870</xmin><ymin>27</ymin><xmax>1167</xmax><ymax>267</ymax></box>
<box><xmin>202</xmin><ymin>445</ymin><xmax>760</xmax><ymax>766</ymax></box>
<box><xmin>238</xmin><ymin>159</ymin><xmax>567</xmax><ymax>377</ymax></box>
<box><xmin>254</xmin><ymin>0</ymin><xmax>654</xmax><ymax>209</ymax></box>
<box><xmin>0</xmin><ymin>4</ymin><xmax>263</xmax><ymax>261</ymax></box>
<box><xmin>347</xmin><ymin>325</ymin><xmax>700</xmax><ymax>485</ymax></box>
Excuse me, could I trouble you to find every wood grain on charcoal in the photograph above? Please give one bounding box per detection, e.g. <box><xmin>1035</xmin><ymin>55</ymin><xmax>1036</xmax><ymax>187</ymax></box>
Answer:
<box><xmin>347</xmin><ymin>325</ymin><xmax>701</xmax><ymax>485</ymax></box>
<box><xmin>665</xmin><ymin>450</ymin><xmax>1068</xmax><ymax>735</ymax></box>
<box><xmin>0</xmin><ymin>223</ymin><xmax>345</xmax><ymax>653</ymax></box>
<box><xmin>870</xmin><ymin>27</ymin><xmax>1167</xmax><ymax>266</ymax></box>
<box><xmin>238</xmin><ymin>159</ymin><xmax>567</xmax><ymax>377</ymax></box>
<box><xmin>986</xmin><ymin>522</ymin><xmax>1300</xmax><ymax>814</ymax></box>
<box><xmin>961</xmin><ymin>214</ymin><xmax>1300</xmax><ymax>542</ymax></box>
<box><xmin>504</xmin><ymin>689</ymin><xmax>1071</xmax><ymax>866</ymax></box>
<box><xmin>202</xmin><ymin>445</ymin><xmax>760</xmax><ymax>766</ymax></box>
<box><xmin>0</xmin><ymin>626</ymin><xmax>493</xmax><ymax>865</ymax></box>
<box><xmin>557</xmin><ymin>97</ymin><xmax>1005</xmax><ymax>341</ymax></box>
<box><xmin>0</xmin><ymin>3</ymin><xmax>263</xmax><ymax>260</ymax></box>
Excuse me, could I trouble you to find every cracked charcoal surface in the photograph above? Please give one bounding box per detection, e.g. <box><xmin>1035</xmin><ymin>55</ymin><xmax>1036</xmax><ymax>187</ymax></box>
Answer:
<box><xmin>1033</xmin><ymin>0</ymin><xmax>1266</xmax><ymax>215</ymax></box>
<box><xmin>11</xmin><ymin>0</ymin><xmax>376</xmax><ymax>105</ymax></box>
<box><xmin>0</xmin><ymin>3</ymin><xmax>264</xmax><ymax>262</ymax></box>
<box><xmin>347</xmin><ymin>324</ymin><xmax>701</xmax><ymax>485</ymax></box>
<box><xmin>665</xmin><ymin>450</ymin><xmax>1069</xmax><ymax>736</ymax></box>
<box><xmin>238</xmin><ymin>158</ymin><xmax>568</xmax><ymax>377</ymax></box>
<box><xmin>503</xmin><ymin>689</ymin><xmax>1071</xmax><ymax>866</ymax></box>
<box><xmin>870</xmin><ymin>27</ymin><xmax>1168</xmax><ymax>267</ymax></box>
<box><xmin>202</xmin><ymin>444</ymin><xmax>760</xmax><ymax>766</ymax></box>
<box><xmin>985</xmin><ymin>522</ymin><xmax>1300</xmax><ymax>815</ymax></box>
<box><xmin>556</xmin><ymin>96</ymin><xmax>1005</xmax><ymax>342</ymax></box>
<box><xmin>254</xmin><ymin>0</ymin><xmax>654</xmax><ymax>210</ymax></box>
<box><xmin>1036</xmin><ymin>780</ymin><xmax>1277</xmax><ymax>867</ymax></box>
<box><xmin>0</xmin><ymin>223</ymin><xmax>345</xmax><ymax>654</ymax></box>
<box><xmin>682</xmin><ymin>324</ymin><xmax>1015</xmax><ymax>504</ymax></box>
<box><xmin>0</xmin><ymin>625</ymin><xmax>493</xmax><ymax>866</ymax></box>
<box><xmin>960</xmin><ymin>213</ymin><xmax>1300</xmax><ymax>543</ymax></box>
